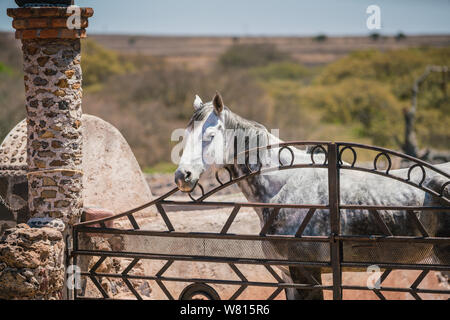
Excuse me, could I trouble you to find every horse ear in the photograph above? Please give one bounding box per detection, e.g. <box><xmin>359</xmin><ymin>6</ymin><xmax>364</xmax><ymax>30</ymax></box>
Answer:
<box><xmin>193</xmin><ymin>95</ymin><xmax>203</xmax><ymax>110</ymax></box>
<box><xmin>213</xmin><ymin>91</ymin><xmax>224</xmax><ymax>114</ymax></box>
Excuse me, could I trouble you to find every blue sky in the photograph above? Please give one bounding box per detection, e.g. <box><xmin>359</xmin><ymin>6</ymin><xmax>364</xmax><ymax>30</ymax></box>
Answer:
<box><xmin>0</xmin><ymin>0</ymin><xmax>449</xmax><ymax>36</ymax></box>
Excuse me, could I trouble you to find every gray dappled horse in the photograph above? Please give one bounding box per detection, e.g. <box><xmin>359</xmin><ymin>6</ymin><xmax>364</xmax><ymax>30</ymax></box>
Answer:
<box><xmin>174</xmin><ymin>92</ymin><xmax>450</xmax><ymax>300</ymax></box>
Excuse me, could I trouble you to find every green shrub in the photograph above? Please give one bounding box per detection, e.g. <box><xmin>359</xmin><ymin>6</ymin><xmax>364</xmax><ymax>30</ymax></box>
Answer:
<box><xmin>370</xmin><ymin>33</ymin><xmax>381</xmax><ymax>41</ymax></box>
<box><xmin>395</xmin><ymin>32</ymin><xmax>406</xmax><ymax>41</ymax></box>
<box><xmin>81</xmin><ymin>40</ymin><xmax>133</xmax><ymax>87</ymax></box>
<box><xmin>312</xmin><ymin>48</ymin><xmax>450</xmax><ymax>149</ymax></box>
<box><xmin>219</xmin><ymin>43</ymin><xmax>290</xmax><ymax>69</ymax></box>
<box><xmin>143</xmin><ymin>162</ymin><xmax>177</xmax><ymax>174</ymax></box>
<box><xmin>250</xmin><ymin>62</ymin><xmax>311</xmax><ymax>81</ymax></box>
<box><xmin>314</xmin><ymin>34</ymin><xmax>327</xmax><ymax>42</ymax></box>
<box><xmin>299</xmin><ymin>79</ymin><xmax>404</xmax><ymax>146</ymax></box>
<box><xmin>315</xmin><ymin>48</ymin><xmax>449</xmax><ymax>87</ymax></box>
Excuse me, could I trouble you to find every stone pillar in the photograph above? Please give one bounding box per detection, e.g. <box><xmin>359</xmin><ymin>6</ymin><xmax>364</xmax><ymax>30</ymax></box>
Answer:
<box><xmin>0</xmin><ymin>224</ymin><xmax>65</xmax><ymax>300</ymax></box>
<box><xmin>7</xmin><ymin>5</ymin><xmax>93</xmax><ymax>231</ymax></box>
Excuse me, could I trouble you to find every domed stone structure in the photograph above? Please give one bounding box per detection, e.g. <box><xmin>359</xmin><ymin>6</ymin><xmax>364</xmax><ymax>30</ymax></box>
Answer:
<box><xmin>0</xmin><ymin>114</ymin><xmax>155</xmax><ymax>235</ymax></box>
<box><xmin>0</xmin><ymin>120</ymin><xmax>28</xmax><ymax>234</ymax></box>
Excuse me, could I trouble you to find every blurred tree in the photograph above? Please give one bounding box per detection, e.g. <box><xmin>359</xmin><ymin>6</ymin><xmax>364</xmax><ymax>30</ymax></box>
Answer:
<box><xmin>219</xmin><ymin>43</ymin><xmax>290</xmax><ymax>69</ymax></box>
<box><xmin>370</xmin><ymin>32</ymin><xmax>381</xmax><ymax>41</ymax></box>
<box><xmin>400</xmin><ymin>65</ymin><xmax>449</xmax><ymax>161</ymax></box>
<box><xmin>314</xmin><ymin>34</ymin><xmax>327</xmax><ymax>42</ymax></box>
<box><xmin>395</xmin><ymin>32</ymin><xmax>407</xmax><ymax>41</ymax></box>
<box><xmin>128</xmin><ymin>37</ymin><xmax>137</xmax><ymax>46</ymax></box>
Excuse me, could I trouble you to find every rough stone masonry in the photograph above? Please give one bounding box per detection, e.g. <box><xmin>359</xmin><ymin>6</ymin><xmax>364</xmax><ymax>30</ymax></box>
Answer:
<box><xmin>0</xmin><ymin>224</ymin><xmax>65</xmax><ymax>300</ymax></box>
<box><xmin>23</xmin><ymin>37</ymin><xmax>84</xmax><ymax>227</ymax></box>
<box><xmin>7</xmin><ymin>7</ymin><xmax>94</xmax><ymax>229</ymax></box>
<box><xmin>1</xmin><ymin>5</ymin><xmax>93</xmax><ymax>300</ymax></box>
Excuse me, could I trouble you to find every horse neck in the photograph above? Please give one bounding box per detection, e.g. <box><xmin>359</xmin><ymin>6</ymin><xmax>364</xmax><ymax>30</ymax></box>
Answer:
<box><xmin>225</xmin><ymin>129</ymin><xmax>310</xmax><ymax>204</ymax></box>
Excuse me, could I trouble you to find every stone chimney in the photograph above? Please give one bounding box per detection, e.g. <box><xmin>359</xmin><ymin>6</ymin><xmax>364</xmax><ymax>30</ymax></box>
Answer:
<box><xmin>7</xmin><ymin>4</ymin><xmax>93</xmax><ymax>232</ymax></box>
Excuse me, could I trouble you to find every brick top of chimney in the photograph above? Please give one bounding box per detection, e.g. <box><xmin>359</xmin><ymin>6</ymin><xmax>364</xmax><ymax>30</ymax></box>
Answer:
<box><xmin>7</xmin><ymin>7</ymin><xmax>93</xmax><ymax>40</ymax></box>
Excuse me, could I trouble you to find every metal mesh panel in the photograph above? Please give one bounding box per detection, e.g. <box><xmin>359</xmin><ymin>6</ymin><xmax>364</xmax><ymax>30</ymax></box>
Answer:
<box><xmin>343</xmin><ymin>241</ymin><xmax>440</xmax><ymax>264</ymax></box>
<box><xmin>77</xmin><ymin>234</ymin><xmax>331</xmax><ymax>262</ymax></box>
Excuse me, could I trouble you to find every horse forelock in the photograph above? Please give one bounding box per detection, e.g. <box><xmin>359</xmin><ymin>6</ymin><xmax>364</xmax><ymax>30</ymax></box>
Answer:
<box><xmin>187</xmin><ymin>103</ymin><xmax>214</xmax><ymax>129</ymax></box>
<box><xmin>186</xmin><ymin>102</ymin><xmax>271</xmax><ymax>168</ymax></box>
<box><xmin>187</xmin><ymin>102</ymin><xmax>268</xmax><ymax>136</ymax></box>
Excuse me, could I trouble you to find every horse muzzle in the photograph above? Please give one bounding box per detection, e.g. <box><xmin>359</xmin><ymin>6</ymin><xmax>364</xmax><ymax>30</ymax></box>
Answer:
<box><xmin>174</xmin><ymin>168</ymin><xmax>198</xmax><ymax>192</ymax></box>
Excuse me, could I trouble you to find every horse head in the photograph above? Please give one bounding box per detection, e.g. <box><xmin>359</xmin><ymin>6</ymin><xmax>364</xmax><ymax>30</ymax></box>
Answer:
<box><xmin>175</xmin><ymin>92</ymin><xmax>228</xmax><ymax>192</ymax></box>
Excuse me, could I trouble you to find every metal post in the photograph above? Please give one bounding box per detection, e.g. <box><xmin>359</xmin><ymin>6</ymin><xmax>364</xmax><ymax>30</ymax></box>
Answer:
<box><xmin>328</xmin><ymin>143</ymin><xmax>342</xmax><ymax>300</ymax></box>
<box><xmin>72</xmin><ymin>227</ymin><xmax>79</xmax><ymax>300</ymax></box>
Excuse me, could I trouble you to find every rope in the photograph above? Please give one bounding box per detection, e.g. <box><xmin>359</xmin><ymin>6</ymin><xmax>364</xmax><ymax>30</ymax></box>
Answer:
<box><xmin>26</xmin><ymin>169</ymin><xmax>84</xmax><ymax>177</ymax></box>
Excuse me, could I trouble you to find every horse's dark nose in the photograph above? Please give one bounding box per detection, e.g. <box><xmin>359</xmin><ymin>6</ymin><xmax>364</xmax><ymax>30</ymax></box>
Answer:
<box><xmin>175</xmin><ymin>167</ymin><xmax>199</xmax><ymax>192</ymax></box>
<box><xmin>175</xmin><ymin>169</ymin><xmax>189</xmax><ymax>182</ymax></box>
<box><xmin>175</xmin><ymin>168</ymin><xmax>193</xmax><ymax>188</ymax></box>
<box><xmin>174</xmin><ymin>169</ymin><xmax>185</xmax><ymax>184</ymax></box>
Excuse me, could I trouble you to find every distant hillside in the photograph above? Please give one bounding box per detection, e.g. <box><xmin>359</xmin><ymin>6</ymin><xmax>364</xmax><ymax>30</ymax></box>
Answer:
<box><xmin>1</xmin><ymin>32</ymin><xmax>449</xmax><ymax>68</ymax></box>
<box><xmin>88</xmin><ymin>34</ymin><xmax>450</xmax><ymax>68</ymax></box>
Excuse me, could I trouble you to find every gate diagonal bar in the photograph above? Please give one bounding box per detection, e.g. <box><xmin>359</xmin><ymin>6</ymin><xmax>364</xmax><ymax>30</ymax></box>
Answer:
<box><xmin>71</xmin><ymin>141</ymin><xmax>450</xmax><ymax>300</ymax></box>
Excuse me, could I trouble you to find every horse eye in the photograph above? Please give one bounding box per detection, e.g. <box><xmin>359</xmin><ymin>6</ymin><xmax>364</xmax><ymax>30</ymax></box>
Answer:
<box><xmin>204</xmin><ymin>131</ymin><xmax>215</xmax><ymax>140</ymax></box>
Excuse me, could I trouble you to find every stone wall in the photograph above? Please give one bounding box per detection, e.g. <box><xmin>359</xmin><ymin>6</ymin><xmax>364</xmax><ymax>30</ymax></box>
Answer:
<box><xmin>0</xmin><ymin>224</ymin><xmax>64</xmax><ymax>299</ymax></box>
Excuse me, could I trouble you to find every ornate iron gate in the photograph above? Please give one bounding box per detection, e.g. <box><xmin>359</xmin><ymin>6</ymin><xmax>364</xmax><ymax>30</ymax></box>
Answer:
<box><xmin>70</xmin><ymin>142</ymin><xmax>450</xmax><ymax>300</ymax></box>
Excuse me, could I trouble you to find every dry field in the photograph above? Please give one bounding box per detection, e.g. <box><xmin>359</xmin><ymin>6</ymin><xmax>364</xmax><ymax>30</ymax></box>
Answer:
<box><xmin>90</xmin><ymin>34</ymin><xmax>450</xmax><ymax>68</ymax></box>
<box><xmin>2</xmin><ymin>32</ymin><xmax>449</xmax><ymax>68</ymax></box>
